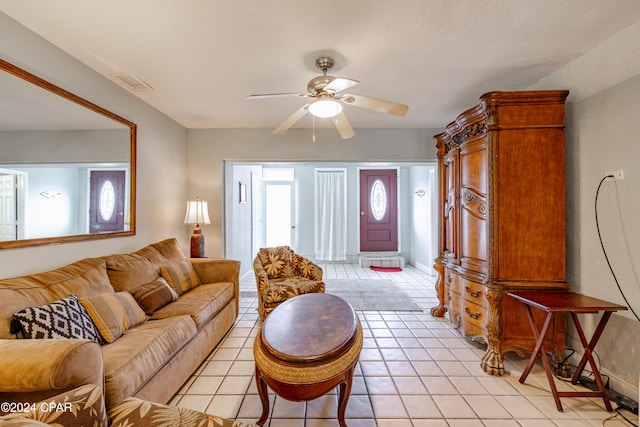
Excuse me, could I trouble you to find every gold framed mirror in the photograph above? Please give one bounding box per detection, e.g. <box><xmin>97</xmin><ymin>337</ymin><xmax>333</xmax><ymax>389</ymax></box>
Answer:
<box><xmin>0</xmin><ymin>58</ymin><xmax>136</xmax><ymax>249</ymax></box>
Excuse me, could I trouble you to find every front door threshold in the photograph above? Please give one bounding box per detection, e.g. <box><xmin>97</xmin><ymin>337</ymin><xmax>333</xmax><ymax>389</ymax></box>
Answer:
<box><xmin>359</xmin><ymin>253</ymin><xmax>405</xmax><ymax>268</ymax></box>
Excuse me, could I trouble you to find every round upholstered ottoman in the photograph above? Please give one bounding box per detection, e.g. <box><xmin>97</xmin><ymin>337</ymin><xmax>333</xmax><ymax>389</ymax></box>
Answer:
<box><xmin>253</xmin><ymin>293</ymin><xmax>362</xmax><ymax>427</ymax></box>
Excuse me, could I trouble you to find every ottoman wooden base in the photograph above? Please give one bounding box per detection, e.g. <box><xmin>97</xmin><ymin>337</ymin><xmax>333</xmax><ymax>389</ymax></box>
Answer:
<box><xmin>253</xmin><ymin>293</ymin><xmax>363</xmax><ymax>427</ymax></box>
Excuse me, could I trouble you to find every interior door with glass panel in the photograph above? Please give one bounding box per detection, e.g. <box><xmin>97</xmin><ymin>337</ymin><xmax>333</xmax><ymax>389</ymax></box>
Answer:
<box><xmin>264</xmin><ymin>182</ymin><xmax>294</xmax><ymax>247</ymax></box>
<box><xmin>89</xmin><ymin>170</ymin><xmax>126</xmax><ymax>233</ymax></box>
<box><xmin>359</xmin><ymin>169</ymin><xmax>398</xmax><ymax>251</ymax></box>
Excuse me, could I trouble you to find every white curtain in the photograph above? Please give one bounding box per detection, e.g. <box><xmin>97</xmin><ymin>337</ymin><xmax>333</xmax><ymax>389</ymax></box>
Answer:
<box><xmin>315</xmin><ymin>170</ymin><xmax>347</xmax><ymax>261</ymax></box>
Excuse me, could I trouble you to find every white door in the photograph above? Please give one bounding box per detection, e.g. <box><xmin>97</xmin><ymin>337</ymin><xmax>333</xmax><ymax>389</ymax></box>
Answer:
<box><xmin>264</xmin><ymin>182</ymin><xmax>294</xmax><ymax>247</ymax></box>
<box><xmin>0</xmin><ymin>174</ymin><xmax>16</xmax><ymax>241</ymax></box>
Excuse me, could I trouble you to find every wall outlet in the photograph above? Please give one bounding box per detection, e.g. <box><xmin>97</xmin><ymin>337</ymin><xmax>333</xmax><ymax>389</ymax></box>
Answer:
<box><xmin>605</xmin><ymin>169</ymin><xmax>624</xmax><ymax>181</ymax></box>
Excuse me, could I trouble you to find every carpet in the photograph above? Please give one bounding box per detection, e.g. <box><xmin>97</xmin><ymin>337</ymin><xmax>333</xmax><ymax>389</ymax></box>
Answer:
<box><xmin>325</xmin><ymin>279</ymin><xmax>422</xmax><ymax>312</ymax></box>
<box><xmin>370</xmin><ymin>266</ymin><xmax>403</xmax><ymax>272</ymax></box>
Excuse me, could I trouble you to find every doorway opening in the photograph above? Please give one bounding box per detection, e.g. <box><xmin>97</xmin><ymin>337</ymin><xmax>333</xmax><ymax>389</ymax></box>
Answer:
<box><xmin>224</xmin><ymin>161</ymin><xmax>437</xmax><ymax>277</ymax></box>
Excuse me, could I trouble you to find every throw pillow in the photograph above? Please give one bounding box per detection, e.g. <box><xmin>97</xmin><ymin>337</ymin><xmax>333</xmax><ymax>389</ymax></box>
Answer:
<box><xmin>159</xmin><ymin>260</ymin><xmax>201</xmax><ymax>295</ymax></box>
<box><xmin>106</xmin><ymin>254</ymin><xmax>159</xmax><ymax>293</ymax></box>
<box><xmin>131</xmin><ymin>277</ymin><xmax>178</xmax><ymax>315</ymax></box>
<box><xmin>79</xmin><ymin>292</ymin><xmax>147</xmax><ymax>343</ymax></box>
<box><xmin>10</xmin><ymin>294</ymin><xmax>99</xmax><ymax>342</ymax></box>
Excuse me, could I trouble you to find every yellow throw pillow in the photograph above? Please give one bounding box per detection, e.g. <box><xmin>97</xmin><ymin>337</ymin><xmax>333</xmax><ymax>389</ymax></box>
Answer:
<box><xmin>159</xmin><ymin>260</ymin><xmax>201</xmax><ymax>295</ymax></box>
<box><xmin>79</xmin><ymin>292</ymin><xmax>147</xmax><ymax>343</ymax></box>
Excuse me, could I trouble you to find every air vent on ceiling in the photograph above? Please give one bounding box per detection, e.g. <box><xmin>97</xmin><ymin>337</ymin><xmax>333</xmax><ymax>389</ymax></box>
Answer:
<box><xmin>114</xmin><ymin>73</ymin><xmax>153</xmax><ymax>91</ymax></box>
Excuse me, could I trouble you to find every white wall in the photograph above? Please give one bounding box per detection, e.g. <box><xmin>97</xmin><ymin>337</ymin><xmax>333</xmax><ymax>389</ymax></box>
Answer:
<box><xmin>409</xmin><ymin>165</ymin><xmax>437</xmax><ymax>273</ymax></box>
<box><xmin>529</xmin><ymin>19</ymin><xmax>640</xmax><ymax>398</ymax></box>
<box><xmin>0</xmin><ymin>13</ymin><xmax>189</xmax><ymax>278</ymax></box>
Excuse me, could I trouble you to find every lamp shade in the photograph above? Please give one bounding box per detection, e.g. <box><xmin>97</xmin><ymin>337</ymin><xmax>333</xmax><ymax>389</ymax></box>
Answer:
<box><xmin>184</xmin><ymin>198</ymin><xmax>211</xmax><ymax>225</ymax></box>
<box><xmin>308</xmin><ymin>98</ymin><xmax>342</xmax><ymax>118</ymax></box>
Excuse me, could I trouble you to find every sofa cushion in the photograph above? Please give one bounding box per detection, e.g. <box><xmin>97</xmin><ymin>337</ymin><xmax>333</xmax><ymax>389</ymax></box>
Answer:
<box><xmin>106</xmin><ymin>254</ymin><xmax>160</xmax><ymax>294</ymax></box>
<box><xmin>256</xmin><ymin>245</ymin><xmax>294</xmax><ymax>279</ymax></box>
<box><xmin>11</xmin><ymin>294</ymin><xmax>100</xmax><ymax>342</ymax></box>
<box><xmin>0</xmin><ymin>260</ymin><xmax>113</xmax><ymax>339</ymax></box>
<box><xmin>134</xmin><ymin>237</ymin><xmax>186</xmax><ymax>266</ymax></box>
<box><xmin>101</xmin><ymin>315</ymin><xmax>197</xmax><ymax>408</ymax></box>
<box><xmin>131</xmin><ymin>277</ymin><xmax>178</xmax><ymax>315</ymax></box>
<box><xmin>79</xmin><ymin>292</ymin><xmax>147</xmax><ymax>343</ymax></box>
<box><xmin>261</xmin><ymin>278</ymin><xmax>326</xmax><ymax>304</ymax></box>
<box><xmin>159</xmin><ymin>260</ymin><xmax>201</xmax><ymax>295</ymax></box>
<box><xmin>150</xmin><ymin>282</ymin><xmax>234</xmax><ymax>330</ymax></box>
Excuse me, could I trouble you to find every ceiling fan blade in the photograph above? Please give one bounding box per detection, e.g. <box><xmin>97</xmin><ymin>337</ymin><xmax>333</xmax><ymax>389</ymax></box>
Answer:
<box><xmin>273</xmin><ymin>105</ymin><xmax>309</xmax><ymax>135</ymax></box>
<box><xmin>333</xmin><ymin>111</ymin><xmax>355</xmax><ymax>139</ymax></box>
<box><xmin>340</xmin><ymin>94</ymin><xmax>408</xmax><ymax>117</ymax></box>
<box><xmin>324</xmin><ymin>77</ymin><xmax>359</xmax><ymax>94</ymax></box>
<box><xmin>246</xmin><ymin>93</ymin><xmax>308</xmax><ymax>100</ymax></box>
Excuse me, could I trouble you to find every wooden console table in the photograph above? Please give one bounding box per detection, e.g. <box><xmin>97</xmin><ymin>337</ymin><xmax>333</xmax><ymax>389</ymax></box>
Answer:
<box><xmin>509</xmin><ymin>291</ymin><xmax>627</xmax><ymax>412</ymax></box>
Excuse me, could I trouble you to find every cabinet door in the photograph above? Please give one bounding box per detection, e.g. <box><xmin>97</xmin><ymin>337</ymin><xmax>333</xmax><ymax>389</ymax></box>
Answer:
<box><xmin>441</xmin><ymin>150</ymin><xmax>458</xmax><ymax>263</ymax></box>
<box><xmin>459</xmin><ymin>140</ymin><xmax>487</xmax><ymax>273</ymax></box>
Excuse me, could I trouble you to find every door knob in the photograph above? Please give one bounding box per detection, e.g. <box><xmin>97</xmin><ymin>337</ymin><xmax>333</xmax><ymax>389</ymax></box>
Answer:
<box><xmin>360</xmin><ymin>212</ymin><xmax>367</xmax><ymax>216</ymax></box>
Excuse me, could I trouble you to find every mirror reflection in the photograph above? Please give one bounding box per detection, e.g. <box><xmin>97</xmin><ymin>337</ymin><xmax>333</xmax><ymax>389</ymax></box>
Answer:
<box><xmin>0</xmin><ymin>58</ymin><xmax>136</xmax><ymax>249</ymax></box>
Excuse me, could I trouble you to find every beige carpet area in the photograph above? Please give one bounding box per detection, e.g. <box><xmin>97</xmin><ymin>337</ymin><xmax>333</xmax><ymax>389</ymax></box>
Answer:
<box><xmin>325</xmin><ymin>279</ymin><xmax>422</xmax><ymax>312</ymax></box>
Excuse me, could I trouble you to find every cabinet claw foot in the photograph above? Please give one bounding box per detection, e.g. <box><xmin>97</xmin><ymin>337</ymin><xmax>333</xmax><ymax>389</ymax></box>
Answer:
<box><xmin>430</xmin><ymin>305</ymin><xmax>447</xmax><ymax>317</ymax></box>
<box><xmin>481</xmin><ymin>348</ymin><xmax>505</xmax><ymax>376</ymax></box>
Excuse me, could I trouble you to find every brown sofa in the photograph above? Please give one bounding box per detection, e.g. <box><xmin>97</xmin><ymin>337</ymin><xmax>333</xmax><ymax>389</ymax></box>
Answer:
<box><xmin>0</xmin><ymin>238</ymin><xmax>240</xmax><ymax>411</ymax></box>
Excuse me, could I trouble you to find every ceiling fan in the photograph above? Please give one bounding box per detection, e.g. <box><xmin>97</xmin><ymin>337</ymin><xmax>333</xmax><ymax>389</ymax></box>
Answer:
<box><xmin>247</xmin><ymin>56</ymin><xmax>409</xmax><ymax>139</ymax></box>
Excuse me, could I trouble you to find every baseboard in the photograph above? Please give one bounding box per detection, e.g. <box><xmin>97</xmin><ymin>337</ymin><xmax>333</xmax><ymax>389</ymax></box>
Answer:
<box><xmin>568</xmin><ymin>351</ymin><xmax>637</xmax><ymax>403</ymax></box>
<box><xmin>413</xmin><ymin>261</ymin><xmax>435</xmax><ymax>275</ymax></box>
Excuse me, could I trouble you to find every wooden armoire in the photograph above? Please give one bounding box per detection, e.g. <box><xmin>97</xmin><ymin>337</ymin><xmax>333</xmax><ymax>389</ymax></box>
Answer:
<box><xmin>431</xmin><ymin>90</ymin><xmax>570</xmax><ymax>376</ymax></box>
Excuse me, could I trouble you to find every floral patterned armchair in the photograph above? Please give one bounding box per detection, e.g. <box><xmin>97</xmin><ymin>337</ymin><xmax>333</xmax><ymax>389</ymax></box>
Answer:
<box><xmin>253</xmin><ymin>246</ymin><xmax>325</xmax><ymax>319</ymax></box>
<box><xmin>0</xmin><ymin>384</ymin><xmax>258</xmax><ymax>426</ymax></box>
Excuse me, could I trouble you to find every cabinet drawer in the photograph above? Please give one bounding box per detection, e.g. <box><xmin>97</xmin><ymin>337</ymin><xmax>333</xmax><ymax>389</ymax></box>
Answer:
<box><xmin>444</xmin><ymin>268</ymin><xmax>460</xmax><ymax>292</ymax></box>
<box><xmin>460</xmin><ymin>279</ymin><xmax>487</xmax><ymax>308</ymax></box>
<box><xmin>461</xmin><ymin>299</ymin><xmax>487</xmax><ymax>331</ymax></box>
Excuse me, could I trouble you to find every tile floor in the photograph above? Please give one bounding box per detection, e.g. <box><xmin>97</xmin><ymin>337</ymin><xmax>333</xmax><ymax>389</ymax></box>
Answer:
<box><xmin>171</xmin><ymin>264</ymin><xmax>638</xmax><ymax>426</ymax></box>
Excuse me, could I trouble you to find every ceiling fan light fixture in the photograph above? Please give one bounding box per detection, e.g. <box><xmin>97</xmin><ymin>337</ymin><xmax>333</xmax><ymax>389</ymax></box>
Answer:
<box><xmin>308</xmin><ymin>98</ymin><xmax>342</xmax><ymax>118</ymax></box>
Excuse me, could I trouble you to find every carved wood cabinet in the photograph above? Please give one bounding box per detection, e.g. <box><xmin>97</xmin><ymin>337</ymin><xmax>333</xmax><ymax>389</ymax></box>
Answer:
<box><xmin>431</xmin><ymin>90</ymin><xmax>570</xmax><ymax>376</ymax></box>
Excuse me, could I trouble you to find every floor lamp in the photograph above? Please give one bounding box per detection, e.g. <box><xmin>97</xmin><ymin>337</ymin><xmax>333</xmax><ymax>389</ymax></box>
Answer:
<box><xmin>184</xmin><ymin>197</ymin><xmax>211</xmax><ymax>258</ymax></box>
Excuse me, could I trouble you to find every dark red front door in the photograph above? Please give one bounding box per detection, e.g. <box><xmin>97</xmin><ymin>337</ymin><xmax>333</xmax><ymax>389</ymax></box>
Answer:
<box><xmin>89</xmin><ymin>170</ymin><xmax>125</xmax><ymax>233</ymax></box>
<box><xmin>359</xmin><ymin>169</ymin><xmax>398</xmax><ymax>252</ymax></box>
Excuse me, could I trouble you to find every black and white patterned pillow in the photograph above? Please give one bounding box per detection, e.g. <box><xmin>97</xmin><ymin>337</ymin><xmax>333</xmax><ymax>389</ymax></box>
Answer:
<box><xmin>10</xmin><ymin>294</ymin><xmax>100</xmax><ymax>342</ymax></box>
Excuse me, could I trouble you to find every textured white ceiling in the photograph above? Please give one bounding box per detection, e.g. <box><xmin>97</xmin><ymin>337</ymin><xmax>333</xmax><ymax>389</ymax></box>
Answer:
<box><xmin>2</xmin><ymin>0</ymin><xmax>640</xmax><ymax>130</ymax></box>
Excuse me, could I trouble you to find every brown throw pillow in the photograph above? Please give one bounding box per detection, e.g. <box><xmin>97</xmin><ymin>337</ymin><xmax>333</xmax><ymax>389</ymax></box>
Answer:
<box><xmin>159</xmin><ymin>260</ymin><xmax>201</xmax><ymax>295</ymax></box>
<box><xmin>79</xmin><ymin>292</ymin><xmax>146</xmax><ymax>343</ymax></box>
<box><xmin>131</xmin><ymin>277</ymin><xmax>178</xmax><ymax>315</ymax></box>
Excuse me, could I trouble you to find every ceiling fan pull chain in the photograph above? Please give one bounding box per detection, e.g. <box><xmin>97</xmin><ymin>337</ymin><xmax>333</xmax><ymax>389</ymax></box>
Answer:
<box><xmin>312</xmin><ymin>115</ymin><xmax>316</xmax><ymax>142</ymax></box>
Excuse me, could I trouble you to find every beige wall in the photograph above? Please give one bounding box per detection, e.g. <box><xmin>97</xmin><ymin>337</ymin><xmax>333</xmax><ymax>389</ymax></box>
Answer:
<box><xmin>0</xmin><ymin>13</ymin><xmax>190</xmax><ymax>277</ymax></box>
<box><xmin>530</xmin><ymin>19</ymin><xmax>640</xmax><ymax>397</ymax></box>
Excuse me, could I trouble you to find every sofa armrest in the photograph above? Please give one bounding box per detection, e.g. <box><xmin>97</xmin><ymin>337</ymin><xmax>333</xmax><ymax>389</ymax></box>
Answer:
<box><xmin>0</xmin><ymin>339</ymin><xmax>104</xmax><ymax>393</ymax></box>
<box><xmin>190</xmin><ymin>258</ymin><xmax>240</xmax><ymax>314</ymax></box>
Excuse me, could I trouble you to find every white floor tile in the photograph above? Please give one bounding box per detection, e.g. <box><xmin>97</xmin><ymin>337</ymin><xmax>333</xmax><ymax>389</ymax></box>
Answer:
<box><xmin>170</xmin><ymin>264</ymin><xmax>625</xmax><ymax>426</ymax></box>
